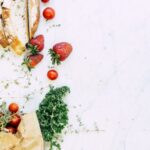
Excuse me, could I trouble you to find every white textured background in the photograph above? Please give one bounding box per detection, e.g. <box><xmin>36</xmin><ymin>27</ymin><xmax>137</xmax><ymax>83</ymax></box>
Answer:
<box><xmin>0</xmin><ymin>0</ymin><xmax>150</xmax><ymax>149</ymax></box>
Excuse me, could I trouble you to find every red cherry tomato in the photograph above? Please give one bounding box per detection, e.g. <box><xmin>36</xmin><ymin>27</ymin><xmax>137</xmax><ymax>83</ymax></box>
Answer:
<box><xmin>9</xmin><ymin>103</ymin><xmax>19</xmax><ymax>113</ymax></box>
<box><xmin>42</xmin><ymin>0</ymin><xmax>49</xmax><ymax>3</ymax></box>
<box><xmin>47</xmin><ymin>70</ymin><xmax>58</xmax><ymax>80</ymax></box>
<box><xmin>43</xmin><ymin>7</ymin><xmax>55</xmax><ymax>20</ymax></box>
<box><xmin>6</xmin><ymin>126</ymin><xmax>17</xmax><ymax>134</ymax></box>
<box><xmin>10</xmin><ymin>114</ymin><xmax>21</xmax><ymax>127</ymax></box>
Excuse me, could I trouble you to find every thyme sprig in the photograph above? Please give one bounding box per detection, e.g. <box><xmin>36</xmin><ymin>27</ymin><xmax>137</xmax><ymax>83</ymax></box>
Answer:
<box><xmin>0</xmin><ymin>102</ymin><xmax>12</xmax><ymax>131</ymax></box>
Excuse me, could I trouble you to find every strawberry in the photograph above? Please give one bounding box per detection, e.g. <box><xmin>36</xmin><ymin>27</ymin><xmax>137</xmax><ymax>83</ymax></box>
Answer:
<box><xmin>49</xmin><ymin>42</ymin><xmax>73</xmax><ymax>65</ymax></box>
<box><xmin>22</xmin><ymin>54</ymin><xmax>43</xmax><ymax>71</ymax></box>
<box><xmin>26</xmin><ymin>35</ymin><xmax>44</xmax><ymax>55</ymax></box>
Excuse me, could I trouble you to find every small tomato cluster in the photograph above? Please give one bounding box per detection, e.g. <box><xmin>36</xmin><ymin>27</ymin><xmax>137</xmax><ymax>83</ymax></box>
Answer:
<box><xmin>0</xmin><ymin>103</ymin><xmax>21</xmax><ymax>134</ymax></box>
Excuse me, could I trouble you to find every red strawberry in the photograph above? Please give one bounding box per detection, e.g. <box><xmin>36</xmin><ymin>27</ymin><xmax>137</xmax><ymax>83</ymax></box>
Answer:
<box><xmin>49</xmin><ymin>42</ymin><xmax>73</xmax><ymax>65</ymax></box>
<box><xmin>26</xmin><ymin>35</ymin><xmax>45</xmax><ymax>55</ymax></box>
<box><xmin>22</xmin><ymin>54</ymin><xmax>43</xmax><ymax>71</ymax></box>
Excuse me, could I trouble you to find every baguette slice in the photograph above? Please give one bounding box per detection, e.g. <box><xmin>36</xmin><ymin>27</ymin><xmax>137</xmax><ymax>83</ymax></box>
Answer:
<box><xmin>1</xmin><ymin>0</ymin><xmax>27</xmax><ymax>55</ymax></box>
<box><xmin>10</xmin><ymin>0</ymin><xmax>30</xmax><ymax>47</ymax></box>
<box><xmin>0</xmin><ymin>0</ymin><xmax>8</xmax><ymax>48</ymax></box>
<box><xmin>28</xmin><ymin>0</ymin><xmax>40</xmax><ymax>39</ymax></box>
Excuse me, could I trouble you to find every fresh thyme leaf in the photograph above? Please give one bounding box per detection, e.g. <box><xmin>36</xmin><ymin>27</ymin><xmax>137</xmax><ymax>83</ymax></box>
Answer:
<box><xmin>0</xmin><ymin>102</ymin><xmax>12</xmax><ymax>131</ymax></box>
<box><xmin>36</xmin><ymin>86</ymin><xmax>70</xmax><ymax>150</ymax></box>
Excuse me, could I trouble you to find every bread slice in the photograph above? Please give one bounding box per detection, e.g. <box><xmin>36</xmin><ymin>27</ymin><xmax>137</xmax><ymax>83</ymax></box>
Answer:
<box><xmin>0</xmin><ymin>0</ymin><xmax>8</xmax><ymax>48</ymax></box>
<box><xmin>28</xmin><ymin>0</ymin><xmax>40</xmax><ymax>39</ymax></box>
<box><xmin>0</xmin><ymin>0</ymin><xmax>40</xmax><ymax>55</ymax></box>
<box><xmin>1</xmin><ymin>0</ymin><xmax>27</xmax><ymax>55</ymax></box>
<box><xmin>10</xmin><ymin>0</ymin><xmax>30</xmax><ymax>46</ymax></box>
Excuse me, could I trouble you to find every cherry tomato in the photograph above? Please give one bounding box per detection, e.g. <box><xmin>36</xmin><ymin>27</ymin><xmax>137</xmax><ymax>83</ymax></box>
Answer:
<box><xmin>42</xmin><ymin>0</ymin><xmax>49</xmax><ymax>3</ymax></box>
<box><xmin>6</xmin><ymin>126</ymin><xmax>16</xmax><ymax>134</ymax></box>
<box><xmin>9</xmin><ymin>114</ymin><xmax>21</xmax><ymax>127</ymax></box>
<box><xmin>9</xmin><ymin>103</ymin><xmax>19</xmax><ymax>113</ymax></box>
<box><xmin>43</xmin><ymin>7</ymin><xmax>55</xmax><ymax>20</ymax></box>
<box><xmin>47</xmin><ymin>69</ymin><xmax>58</xmax><ymax>80</ymax></box>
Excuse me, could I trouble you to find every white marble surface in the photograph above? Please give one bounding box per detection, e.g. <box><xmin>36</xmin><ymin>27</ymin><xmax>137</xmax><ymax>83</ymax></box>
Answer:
<box><xmin>0</xmin><ymin>0</ymin><xmax>150</xmax><ymax>149</ymax></box>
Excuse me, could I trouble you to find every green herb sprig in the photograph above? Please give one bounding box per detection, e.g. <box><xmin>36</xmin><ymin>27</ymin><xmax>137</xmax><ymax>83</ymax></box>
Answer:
<box><xmin>36</xmin><ymin>86</ymin><xmax>70</xmax><ymax>150</ymax></box>
<box><xmin>0</xmin><ymin>102</ymin><xmax>12</xmax><ymax>131</ymax></box>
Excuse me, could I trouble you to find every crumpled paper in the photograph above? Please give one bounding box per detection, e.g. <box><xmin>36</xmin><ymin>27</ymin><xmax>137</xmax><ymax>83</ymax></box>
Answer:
<box><xmin>0</xmin><ymin>112</ymin><xmax>44</xmax><ymax>150</ymax></box>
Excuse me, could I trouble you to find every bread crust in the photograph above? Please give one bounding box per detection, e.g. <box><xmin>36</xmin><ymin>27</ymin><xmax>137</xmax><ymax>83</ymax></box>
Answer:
<box><xmin>1</xmin><ymin>0</ymin><xmax>26</xmax><ymax>55</ymax></box>
<box><xmin>29</xmin><ymin>0</ymin><xmax>40</xmax><ymax>39</ymax></box>
<box><xmin>0</xmin><ymin>1</ymin><xmax>9</xmax><ymax>48</ymax></box>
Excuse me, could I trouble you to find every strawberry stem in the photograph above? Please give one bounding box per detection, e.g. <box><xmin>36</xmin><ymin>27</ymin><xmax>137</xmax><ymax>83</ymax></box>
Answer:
<box><xmin>22</xmin><ymin>57</ymin><xmax>33</xmax><ymax>71</ymax></box>
<box><xmin>26</xmin><ymin>43</ymin><xmax>38</xmax><ymax>55</ymax></box>
<box><xmin>49</xmin><ymin>49</ymin><xmax>61</xmax><ymax>65</ymax></box>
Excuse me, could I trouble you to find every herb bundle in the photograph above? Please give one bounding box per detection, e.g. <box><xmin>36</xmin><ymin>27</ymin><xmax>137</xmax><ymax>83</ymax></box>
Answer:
<box><xmin>36</xmin><ymin>86</ymin><xmax>70</xmax><ymax>150</ymax></box>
